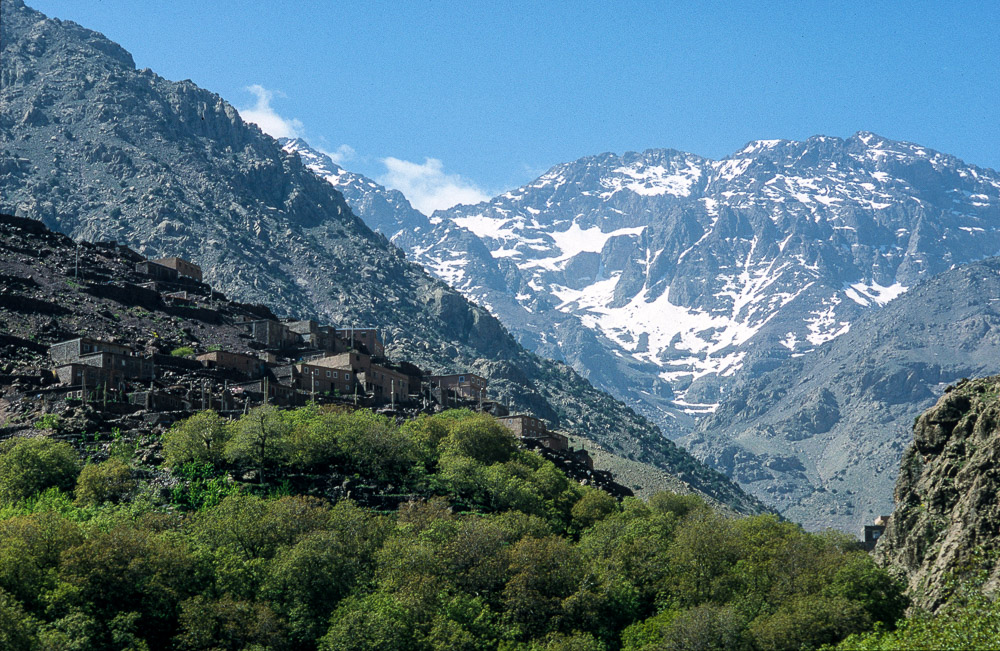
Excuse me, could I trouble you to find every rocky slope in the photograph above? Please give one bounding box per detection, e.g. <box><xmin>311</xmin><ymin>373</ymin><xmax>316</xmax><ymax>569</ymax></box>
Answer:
<box><xmin>329</xmin><ymin>135</ymin><xmax>1000</xmax><ymax>437</ymax></box>
<box><xmin>0</xmin><ymin>1</ymin><xmax>760</xmax><ymax>512</ymax></box>
<box><xmin>284</xmin><ymin>133</ymin><xmax>1000</xmax><ymax>532</ymax></box>
<box><xmin>685</xmin><ymin>258</ymin><xmax>1000</xmax><ymax>531</ymax></box>
<box><xmin>875</xmin><ymin>376</ymin><xmax>1000</xmax><ymax>612</ymax></box>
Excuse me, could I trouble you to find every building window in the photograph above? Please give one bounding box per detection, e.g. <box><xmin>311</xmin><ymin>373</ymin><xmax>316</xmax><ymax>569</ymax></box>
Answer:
<box><xmin>459</xmin><ymin>375</ymin><xmax>465</xmax><ymax>383</ymax></box>
<box><xmin>332</xmin><ymin>371</ymin><xmax>338</xmax><ymax>378</ymax></box>
<box><xmin>345</xmin><ymin>373</ymin><xmax>350</xmax><ymax>380</ymax></box>
<box><xmin>326</xmin><ymin>371</ymin><xmax>331</xmax><ymax>378</ymax></box>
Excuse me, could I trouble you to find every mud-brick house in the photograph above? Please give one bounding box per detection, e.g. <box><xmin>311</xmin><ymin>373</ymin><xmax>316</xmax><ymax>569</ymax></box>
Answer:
<box><xmin>305</xmin><ymin>351</ymin><xmax>372</xmax><ymax>374</ymax></box>
<box><xmin>296</xmin><ymin>352</ymin><xmax>410</xmax><ymax>405</ymax></box>
<box><xmin>864</xmin><ymin>515</ymin><xmax>891</xmax><ymax>551</ymax></box>
<box><xmin>55</xmin><ymin>352</ymin><xmax>154</xmax><ymax>387</ymax></box>
<box><xmin>334</xmin><ymin>327</ymin><xmax>385</xmax><ymax>358</ymax></box>
<box><xmin>499</xmin><ymin>414</ymin><xmax>569</xmax><ymax>452</ymax></box>
<box><xmin>358</xmin><ymin>364</ymin><xmax>411</xmax><ymax>405</ymax></box>
<box><xmin>246</xmin><ymin>320</ymin><xmax>300</xmax><ymax>349</ymax></box>
<box><xmin>55</xmin><ymin>363</ymin><xmax>118</xmax><ymax>388</ymax></box>
<box><xmin>153</xmin><ymin>256</ymin><xmax>203</xmax><ymax>282</ymax></box>
<box><xmin>49</xmin><ymin>337</ymin><xmax>133</xmax><ymax>365</ymax></box>
<box><xmin>128</xmin><ymin>390</ymin><xmax>188</xmax><ymax>412</ymax></box>
<box><xmin>134</xmin><ymin>261</ymin><xmax>179</xmax><ymax>282</ymax></box>
<box><xmin>286</xmin><ymin>321</ymin><xmax>348</xmax><ymax>353</ymax></box>
<box><xmin>429</xmin><ymin>373</ymin><xmax>488</xmax><ymax>401</ymax></box>
<box><xmin>196</xmin><ymin>351</ymin><xmax>265</xmax><ymax>378</ymax></box>
<box><xmin>278</xmin><ymin>362</ymin><xmax>359</xmax><ymax>397</ymax></box>
<box><xmin>232</xmin><ymin>379</ymin><xmax>299</xmax><ymax>406</ymax></box>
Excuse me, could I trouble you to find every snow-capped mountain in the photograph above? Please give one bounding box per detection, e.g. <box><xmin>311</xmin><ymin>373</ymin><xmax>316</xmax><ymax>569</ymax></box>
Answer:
<box><xmin>284</xmin><ymin>134</ymin><xmax>1000</xmax><ymax>530</ymax></box>
<box><xmin>286</xmin><ymin>135</ymin><xmax>1000</xmax><ymax>430</ymax></box>
<box><xmin>439</xmin><ymin>135</ymin><xmax>1000</xmax><ymax>415</ymax></box>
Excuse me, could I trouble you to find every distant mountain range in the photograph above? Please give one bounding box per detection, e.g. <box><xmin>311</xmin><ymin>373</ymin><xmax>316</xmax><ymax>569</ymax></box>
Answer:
<box><xmin>8</xmin><ymin>0</ymin><xmax>1000</xmax><ymax>532</ymax></box>
<box><xmin>281</xmin><ymin>125</ymin><xmax>1000</xmax><ymax>533</ymax></box>
<box><xmin>0</xmin><ymin>0</ymin><xmax>761</xmax><ymax>513</ymax></box>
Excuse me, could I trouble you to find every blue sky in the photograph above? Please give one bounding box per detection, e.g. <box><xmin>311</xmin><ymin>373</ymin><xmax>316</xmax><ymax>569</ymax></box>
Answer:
<box><xmin>28</xmin><ymin>1</ymin><xmax>1000</xmax><ymax>214</ymax></box>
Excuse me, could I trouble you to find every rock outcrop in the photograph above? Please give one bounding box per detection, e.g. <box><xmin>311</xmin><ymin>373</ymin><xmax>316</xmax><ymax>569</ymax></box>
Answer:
<box><xmin>875</xmin><ymin>376</ymin><xmax>1000</xmax><ymax>612</ymax></box>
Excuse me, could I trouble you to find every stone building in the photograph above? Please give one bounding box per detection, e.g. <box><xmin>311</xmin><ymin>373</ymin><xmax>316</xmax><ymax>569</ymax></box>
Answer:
<box><xmin>286</xmin><ymin>321</ymin><xmax>349</xmax><ymax>353</ymax></box>
<box><xmin>864</xmin><ymin>515</ymin><xmax>891</xmax><ymax>551</ymax></box>
<box><xmin>429</xmin><ymin>373</ymin><xmax>487</xmax><ymax>401</ymax></box>
<box><xmin>246</xmin><ymin>319</ymin><xmax>299</xmax><ymax>349</ymax></box>
<box><xmin>359</xmin><ymin>364</ymin><xmax>411</xmax><ymax>405</ymax></box>
<box><xmin>281</xmin><ymin>361</ymin><xmax>359</xmax><ymax>397</ymax></box>
<box><xmin>49</xmin><ymin>337</ymin><xmax>133</xmax><ymax>365</ymax></box>
<box><xmin>135</xmin><ymin>260</ymin><xmax>178</xmax><ymax>281</ymax></box>
<box><xmin>153</xmin><ymin>256</ymin><xmax>203</xmax><ymax>282</ymax></box>
<box><xmin>196</xmin><ymin>350</ymin><xmax>265</xmax><ymax>378</ymax></box>
<box><xmin>334</xmin><ymin>327</ymin><xmax>385</xmax><ymax>358</ymax></box>
<box><xmin>499</xmin><ymin>414</ymin><xmax>569</xmax><ymax>452</ymax></box>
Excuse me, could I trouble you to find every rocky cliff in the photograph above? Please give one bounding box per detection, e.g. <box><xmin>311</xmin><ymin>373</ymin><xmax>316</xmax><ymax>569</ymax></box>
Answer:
<box><xmin>875</xmin><ymin>376</ymin><xmax>1000</xmax><ymax>612</ymax></box>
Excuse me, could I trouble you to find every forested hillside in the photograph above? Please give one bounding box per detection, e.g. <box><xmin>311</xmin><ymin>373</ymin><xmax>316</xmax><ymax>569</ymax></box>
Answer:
<box><xmin>0</xmin><ymin>407</ymin><xmax>906</xmax><ymax>650</ymax></box>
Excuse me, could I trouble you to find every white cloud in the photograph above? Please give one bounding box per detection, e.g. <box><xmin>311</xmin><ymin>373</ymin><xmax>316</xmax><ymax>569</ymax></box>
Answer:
<box><xmin>378</xmin><ymin>157</ymin><xmax>489</xmax><ymax>215</ymax></box>
<box><xmin>238</xmin><ymin>84</ymin><xmax>304</xmax><ymax>139</ymax></box>
<box><xmin>319</xmin><ymin>144</ymin><xmax>357</xmax><ymax>166</ymax></box>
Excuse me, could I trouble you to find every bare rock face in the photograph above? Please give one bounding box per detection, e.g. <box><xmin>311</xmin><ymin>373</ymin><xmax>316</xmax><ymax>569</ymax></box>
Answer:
<box><xmin>875</xmin><ymin>377</ymin><xmax>1000</xmax><ymax>612</ymax></box>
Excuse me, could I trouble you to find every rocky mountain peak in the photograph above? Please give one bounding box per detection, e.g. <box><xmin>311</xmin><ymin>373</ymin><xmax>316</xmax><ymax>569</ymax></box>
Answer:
<box><xmin>1</xmin><ymin>1</ymin><xmax>761</xmax><ymax>513</ymax></box>
<box><xmin>285</xmin><ymin>130</ymin><xmax>1000</xmax><ymax>532</ymax></box>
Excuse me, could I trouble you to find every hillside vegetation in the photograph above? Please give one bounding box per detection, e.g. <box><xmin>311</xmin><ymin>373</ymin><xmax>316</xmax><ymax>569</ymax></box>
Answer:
<box><xmin>0</xmin><ymin>407</ymin><xmax>906</xmax><ymax>651</ymax></box>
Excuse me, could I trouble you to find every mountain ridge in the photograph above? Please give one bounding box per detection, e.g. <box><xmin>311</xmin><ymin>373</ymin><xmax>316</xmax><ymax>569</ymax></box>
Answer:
<box><xmin>0</xmin><ymin>0</ymin><xmax>761</xmax><ymax>513</ymax></box>
<box><xmin>282</xmin><ymin>131</ymin><xmax>1000</xmax><ymax>533</ymax></box>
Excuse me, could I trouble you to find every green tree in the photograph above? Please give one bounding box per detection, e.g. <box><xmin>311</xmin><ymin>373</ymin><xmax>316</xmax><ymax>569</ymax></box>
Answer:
<box><xmin>748</xmin><ymin>594</ymin><xmax>870</xmax><ymax>651</ymax></box>
<box><xmin>319</xmin><ymin>593</ymin><xmax>417</xmax><ymax>651</ymax></box>
<box><xmin>440</xmin><ymin>414</ymin><xmax>518</xmax><ymax>465</ymax></box>
<box><xmin>0</xmin><ymin>588</ymin><xmax>39</xmax><ymax>650</ymax></box>
<box><xmin>570</xmin><ymin>488</ymin><xmax>619</xmax><ymax>532</ymax></box>
<box><xmin>225</xmin><ymin>405</ymin><xmax>291</xmax><ymax>483</ymax></box>
<box><xmin>0</xmin><ymin>512</ymin><xmax>83</xmax><ymax>611</ymax></box>
<box><xmin>74</xmin><ymin>458</ymin><xmax>136</xmax><ymax>506</ymax></box>
<box><xmin>0</xmin><ymin>438</ymin><xmax>80</xmax><ymax>505</ymax></box>
<box><xmin>174</xmin><ymin>595</ymin><xmax>288</xmax><ymax>651</ymax></box>
<box><xmin>163</xmin><ymin>410</ymin><xmax>230</xmax><ymax>467</ymax></box>
<box><xmin>56</xmin><ymin>525</ymin><xmax>205</xmax><ymax>647</ymax></box>
<box><xmin>502</xmin><ymin>535</ymin><xmax>583</xmax><ymax>639</ymax></box>
<box><xmin>334</xmin><ymin>410</ymin><xmax>420</xmax><ymax>483</ymax></box>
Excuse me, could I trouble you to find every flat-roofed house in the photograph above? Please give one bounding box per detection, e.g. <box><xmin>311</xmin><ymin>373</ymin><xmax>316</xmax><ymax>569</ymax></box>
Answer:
<box><xmin>55</xmin><ymin>351</ymin><xmax>154</xmax><ymax>387</ymax></box>
<box><xmin>334</xmin><ymin>327</ymin><xmax>385</xmax><ymax>358</ymax></box>
<box><xmin>55</xmin><ymin>363</ymin><xmax>118</xmax><ymax>388</ymax></box>
<box><xmin>359</xmin><ymin>364</ymin><xmax>410</xmax><ymax>405</ymax></box>
<box><xmin>196</xmin><ymin>351</ymin><xmax>264</xmax><ymax>378</ymax></box>
<box><xmin>429</xmin><ymin>373</ymin><xmax>487</xmax><ymax>401</ymax></box>
<box><xmin>286</xmin><ymin>321</ymin><xmax>347</xmax><ymax>353</ymax></box>
<box><xmin>153</xmin><ymin>256</ymin><xmax>203</xmax><ymax>282</ymax></box>
<box><xmin>286</xmin><ymin>362</ymin><xmax>360</xmax><ymax>396</ymax></box>
<box><xmin>49</xmin><ymin>337</ymin><xmax>133</xmax><ymax>365</ymax></box>
<box><xmin>306</xmin><ymin>351</ymin><xmax>372</xmax><ymax>374</ymax></box>
<box><xmin>135</xmin><ymin>261</ymin><xmax>178</xmax><ymax>281</ymax></box>
<box><xmin>499</xmin><ymin>414</ymin><xmax>569</xmax><ymax>452</ymax></box>
<box><xmin>246</xmin><ymin>320</ymin><xmax>300</xmax><ymax>349</ymax></box>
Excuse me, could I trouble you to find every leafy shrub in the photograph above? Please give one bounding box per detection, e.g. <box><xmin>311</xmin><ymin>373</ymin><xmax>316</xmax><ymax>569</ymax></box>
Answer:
<box><xmin>74</xmin><ymin>459</ymin><xmax>136</xmax><ymax>506</ymax></box>
<box><xmin>0</xmin><ymin>438</ymin><xmax>80</xmax><ymax>505</ymax></box>
<box><xmin>33</xmin><ymin>414</ymin><xmax>61</xmax><ymax>431</ymax></box>
<box><xmin>163</xmin><ymin>410</ymin><xmax>230</xmax><ymax>467</ymax></box>
<box><xmin>224</xmin><ymin>405</ymin><xmax>291</xmax><ymax>483</ymax></box>
<box><xmin>170</xmin><ymin>346</ymin><xmax>196</xmax><ymax>357</ymax></box>
<box><xmin>169</xmin><ymin>462</ymin><xmax>238</xmax><ymax>511</ymax></box>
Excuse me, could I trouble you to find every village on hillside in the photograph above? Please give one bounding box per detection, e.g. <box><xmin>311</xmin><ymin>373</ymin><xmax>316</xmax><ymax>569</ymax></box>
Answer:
<box><xmin>0</xmin><ymin>231</ymin><xmax>622</xmax><ymax>494</ymax></box>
